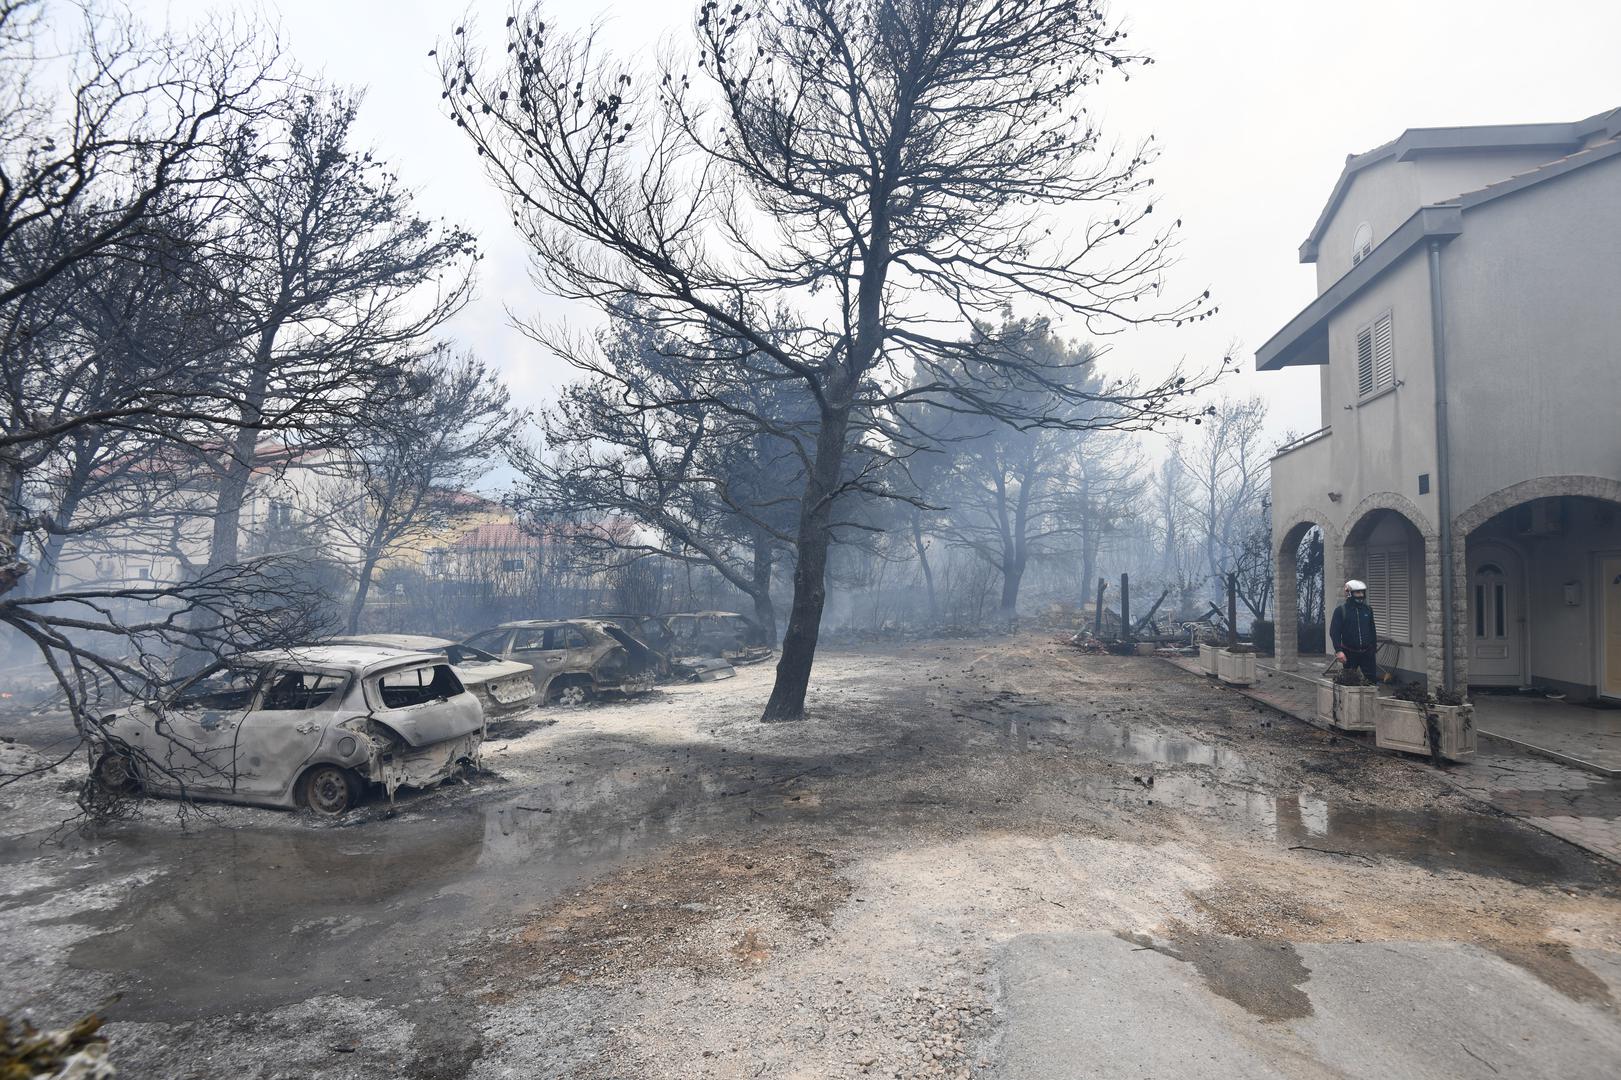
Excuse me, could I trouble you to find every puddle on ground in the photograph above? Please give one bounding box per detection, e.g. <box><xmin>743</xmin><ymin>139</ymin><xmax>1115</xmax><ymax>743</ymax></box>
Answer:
<box><xmin>58</xmin><ymin>761</ymin><xmax>829</xmax><ymax>1021</ymax></box>
<box><xmin>1118</xmin><ymin>928</ymin><xmax>1313</xmax><ymax>1021</ymax></box>
<box><xmin>1079</xmin><ymin>775</ymin><xmax>1612</xmax><ymax>885</ymax></box>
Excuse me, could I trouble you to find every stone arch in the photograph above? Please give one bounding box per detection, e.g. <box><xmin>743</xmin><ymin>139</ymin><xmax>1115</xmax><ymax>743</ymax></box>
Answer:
<box><xmin>1344</xmin><ymin>491</ymin><xmax>1437</xmax><ymax>543</ymax></box>
<box><xmin>1450</xmin><ymin>475</ymin><xmax>1621</xmax><ymax>688</ymax></box>
<box><xmin>1342</xmin><ymin>492</ymin><xmax>1441</xmax><ymax>687</ymax></box>
<box><xmin>1454</xmin><ymin>475</ymin><xmax>1621</xmax><ymax>537</ymax></box>
<box><xmin>1272</xmin><ymin>509</ymin><xmax>1343</xmax><ymax>672</ymax></box>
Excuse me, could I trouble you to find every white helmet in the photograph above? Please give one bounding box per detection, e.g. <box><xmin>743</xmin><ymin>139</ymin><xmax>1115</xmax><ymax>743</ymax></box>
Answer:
<box><xmin>1344</xmin><ymin>579</ymin><xmax>1367</xmax><ymax>594</ymax></box>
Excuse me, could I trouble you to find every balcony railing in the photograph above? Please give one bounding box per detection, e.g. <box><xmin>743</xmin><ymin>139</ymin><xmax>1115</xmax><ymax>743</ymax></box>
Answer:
<box><xmin>1272</xmin><ymin>425</ymin><xmax>1332</xmax><ymax>461</ymax></box>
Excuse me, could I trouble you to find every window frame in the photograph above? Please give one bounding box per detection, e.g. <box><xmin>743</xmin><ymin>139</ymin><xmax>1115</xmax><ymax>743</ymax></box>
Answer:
<box><xmin>1354</xmin><ymin>309</ymin><xmax>1396</xmax><ymax>401</ymax></box>
<box><xmin>366</xmin><ymin>663</ymin><xmax>466</xmax><ymax>712</ymax></box>
<box><xmin>1351</xmin><ymin>222</ymin><xmax>1374</xmax><ymax>265</ymax></box>
<box><xmin>258</xmin><ymin>667</ymin><xmax>351</xmax><ymax>713</ymax></box>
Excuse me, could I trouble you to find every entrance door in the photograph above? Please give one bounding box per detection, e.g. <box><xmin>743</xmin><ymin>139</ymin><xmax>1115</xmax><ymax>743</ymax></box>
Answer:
<box><xmin>1604</xmin><ymin>556</ymin><xmax>1621</xmax><ymax>700</ymax></box>
<box><xmin>1468</xmin><ymin>545</ymin><xmax>1524</xmax><ymax>686</ymax></box>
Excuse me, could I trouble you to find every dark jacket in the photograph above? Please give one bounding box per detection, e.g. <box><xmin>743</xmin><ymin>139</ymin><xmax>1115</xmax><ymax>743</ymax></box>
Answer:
<box><xmin>1330</xmin><ymin>599</ymin><xmax>1377</xmax><ymax>653</ymax></box>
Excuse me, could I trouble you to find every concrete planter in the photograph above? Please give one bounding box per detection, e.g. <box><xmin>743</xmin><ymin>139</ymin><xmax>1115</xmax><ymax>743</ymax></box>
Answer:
<box><xmin>1375</xmin><ymin>699</ymin><xmax>1476</xmax><ymax>762</ymax></box>
<box><xmin>1327</xmin><ymin>684</ymin><xmax>1379</xmax><ymax>731</ymax></box>
<box><xmin>1198</xmin><ymin>644</ymin><xmax>1219</xmax><ymax>675</ymax></box>
<box><xmin>1314</xmin><ymin>680</ymin><xmax>1336</xmax><ymax>725</ymax></box>
<box><xmin>1216</xmin><ymin>649</ymin><xmax>1256</xmax><ymax>686</ymax></box>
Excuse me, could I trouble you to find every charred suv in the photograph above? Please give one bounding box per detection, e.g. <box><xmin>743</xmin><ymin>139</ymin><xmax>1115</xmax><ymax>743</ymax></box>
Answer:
<box><xmin>88</xmin><ymin>646</ymin><xmax>485</xmax><ymax>815</ymax></box>
<box><xmin>462</xmin><ymin>619</ymin><xmax>659</xmax><ymax>705</ymax></box>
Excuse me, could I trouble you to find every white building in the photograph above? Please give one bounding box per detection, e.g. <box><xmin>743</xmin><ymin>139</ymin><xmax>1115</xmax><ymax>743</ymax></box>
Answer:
<box><xmin>1259</xmin><ymin>106</ymin><xmax>1621</xmax><ymax>703</ymax></box>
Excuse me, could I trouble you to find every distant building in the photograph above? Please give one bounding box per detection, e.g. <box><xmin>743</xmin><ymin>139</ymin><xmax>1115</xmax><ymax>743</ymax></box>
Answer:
<box><xmin>1259</xmin><ymin>106</ymin><xmax>1621</xmax><ymax>700</ymax></box>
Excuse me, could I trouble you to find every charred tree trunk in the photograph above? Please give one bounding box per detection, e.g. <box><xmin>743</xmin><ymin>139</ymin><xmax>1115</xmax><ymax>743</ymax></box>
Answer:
<box><xmin>760</xmin><ymin>403</ymin><xmax>851</xmax><ymax>722</ymax></box>
<box><xmin>910</xmin><ymin>509</ymin><xmax>938</xmax><ymax>624</ymax></box>
<box><xmin>750</xmin><ymin>526</ymin><xmax>777</xmax><ymax>644</ymax></box>
<box><xmin>998</xmin><ymin>556</ymin><xmax>1026</xmax><ymax>625</ymax></box>
<box><xmin>346</xmin><ymin>552</ymin><xmax>382</xmax><ymax>633</ymax></box>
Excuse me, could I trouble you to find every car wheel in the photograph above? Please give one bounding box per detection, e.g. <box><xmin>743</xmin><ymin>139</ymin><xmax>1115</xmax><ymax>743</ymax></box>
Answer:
<box><xmin>91</xmin><ymin>749</ymin><xmax>140</xmax><ymax>794</ymax></box>
<box><xmin>300</xmin><ymin>764</ymin><xmax>361</xmax><ymax>816</ymax></box>
<box><xmin>551</xmin><ymin>681</ymin><xmax>592</xmax><ymax>707</ymax></box>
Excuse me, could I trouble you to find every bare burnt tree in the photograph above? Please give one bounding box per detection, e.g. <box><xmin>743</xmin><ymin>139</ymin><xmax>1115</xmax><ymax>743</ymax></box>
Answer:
<box><xmin>1061</xmin><ymin>425</ymin><xmax>1143</xmax><ymax>609</ymax></box>
<box><xmin>12</xmin><ymin>206</ymin><xmax>238</xmax><ymax>596</ymax></box>
<box><xmin>192</xmin><ymin>87</ymin><xmax>479</xmax><ymax>582</ymax></box>
<box><xmin>441</xmin><ymin>0</ymin><xmax>1219</xmax><ymax>721</ymax></box>
<box><xmin>1231</xmin><ymin>496</ymin><xmax>1274</xmax><ymax>625</ymax></box>
<box><xmin>514</xmin><ymin>308</ymin><xmax>802</xmax><ymax>638</ymax></box>
<box><xmin>1172</xmin><ymin>394</ymin><xmax>1269</xmax><ymax>586</ymax></box>
<box><xmin>1</xmin><ymin>0</ymin><xmax>283</xmax><ymax>594</ymax></box>
<box><xmin>318</xmin><ymin>349</ymin><xmax>519</xmax><ymax>633</ymax></box>
<box><xmin>917</xmin><ymin>317</ymin><xmax>1113</xmax><ymax>623</ymax></box>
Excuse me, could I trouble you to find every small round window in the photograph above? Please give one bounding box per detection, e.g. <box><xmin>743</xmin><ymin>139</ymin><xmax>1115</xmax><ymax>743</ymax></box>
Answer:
<box><xmin>1352</xmin><ymin>222</ymin><xmax>1373</xmax><ymax>265</ymax></box>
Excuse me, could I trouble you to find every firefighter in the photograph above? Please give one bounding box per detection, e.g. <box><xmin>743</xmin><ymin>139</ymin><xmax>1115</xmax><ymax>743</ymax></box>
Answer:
<box><xmin>1330</xmin><ymin>578</ymin><xmax>1380</xmax><ymax>683</ymax></box>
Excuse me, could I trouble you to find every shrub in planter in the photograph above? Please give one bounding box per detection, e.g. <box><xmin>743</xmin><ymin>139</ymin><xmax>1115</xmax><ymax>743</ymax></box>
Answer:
<box><xmin>1217</xmin><ymin>644</ymin><xmax>1257</xmax><ymax>686</ymax></box>
<box><xmin>1327</xmin><ymin>665</ymin><xmax>1378</xmax><ymax>731</ymax></box>
<box><xmin>1250</xmin><ymin>619</ymin><xmax>1275</xmax><ymax>655</ymax></box>
<box><xmin>1376</xmin><ymin>683</ymin><xmax>1475</xmax><ymax>763</ymax></box>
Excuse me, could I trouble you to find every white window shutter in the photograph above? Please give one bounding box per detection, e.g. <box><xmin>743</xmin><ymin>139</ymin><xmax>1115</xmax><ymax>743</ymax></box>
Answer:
<box><xmin>1373</xmin><ymin>314</ymin><xmax>1395</xmax><ymax>390</ymax></box>
<box><xmin>1356</xmin><ymin>327</ymin><xmax>1375</xmax><ymax>397</ymax></box>
<box><xmin>1365</xmin><ymin>550</ymin><xmax>1388</xmax><ymax>634</ymax></box>
<box><xmin>1385</xmin><ymin>549</ymin><xmax>1410</xmax><ymax>643</ymax></box>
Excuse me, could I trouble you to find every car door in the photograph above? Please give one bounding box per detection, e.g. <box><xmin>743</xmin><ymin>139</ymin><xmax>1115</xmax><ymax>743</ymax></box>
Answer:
<box><xmin>509</xmin><ymin>626</ymin><xmax>561</xmax><ymax>689</ymax></box>
<box><xmin>233</xmin><ymin>666</ymin><xmax>349</xmax><ymax>798</ymax></box>
<box><xmin>148</xmin><ymin>664</ymin><xmax>266</xmax><ymax>794</ymax></box>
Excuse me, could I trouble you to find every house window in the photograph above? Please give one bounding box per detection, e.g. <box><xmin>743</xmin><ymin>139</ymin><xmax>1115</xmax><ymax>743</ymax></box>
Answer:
<box><xmin>1364</xmin><ymin>546</ymin><xmax>1411</xmax><ymax>644</ymax></box>
<box><xmin>1474</xmin><ymin>565</ymin><xmax>1507</xmax><ymax>640</ymax></box>
<box><xmin>500</xmin><ymin>557</ymin><xmax>525</xmax><ymax>573</ymax></box>
<box><xmin>1355</xmin><ymin>312</ymin><xmax>1395</xmax><ymax>398</ymax></box>
<box><xmin>1352</xmin><ymin>222</ymin><xmax>1373</xmax><ymax>265</ymax></box>
<box><xmin>268</xmin><ymin>499</ymin><xmax>293</xmax><ymax>528</ymax></box>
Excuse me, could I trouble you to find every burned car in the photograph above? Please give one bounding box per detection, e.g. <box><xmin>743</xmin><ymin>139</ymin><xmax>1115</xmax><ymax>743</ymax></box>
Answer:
<box><xmin>326</xmin><ymin>634</ymin><xmax>537</xmax><ymax>713</ymax></box>
<box><xmin>462</xmin><ymin>619</ymin><xmax>659</xmax><ymax>705</ymax></box>
<box><xmin>593</xmin><ymin>613</ymin><xmax>736</xmax><ymax>682</ymax></box>
<box><xmin>88</xmin><ymin>646</ymin><xmax>484</xmax><ymax>815</ymax></box>
<box><xmin>665</xmin><ymin>611</ymin><xmax>774</xmax><ymax>665</ymax></box>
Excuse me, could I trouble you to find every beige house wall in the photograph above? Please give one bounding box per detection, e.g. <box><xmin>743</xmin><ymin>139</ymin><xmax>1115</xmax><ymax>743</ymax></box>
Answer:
<box><xmin>1271</xmin><ymin>140</ymin><xmax>1621</xmax><ymax>697</ymax></box>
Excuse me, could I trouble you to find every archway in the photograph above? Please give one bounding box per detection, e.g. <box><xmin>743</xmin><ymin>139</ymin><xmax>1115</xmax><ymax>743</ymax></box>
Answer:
<box><xmin>1342</xmin><ymin>495</ymin><xmax>1438</xmax><ymax>686</ymax></box>
<box><xmin>1273</xmin><ymin>513</ymin><xmax>1341</xmax><ymax>672</ymax></box>
<box><xmin>1453</xmin><ymin>477</ymin><xmax>1621</xmax><ymax>699</ymax></box>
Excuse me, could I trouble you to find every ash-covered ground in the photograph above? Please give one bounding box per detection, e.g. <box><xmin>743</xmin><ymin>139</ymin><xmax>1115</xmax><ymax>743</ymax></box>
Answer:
<box><xmin>3</xmin><ymin>636</ymin><xmax>1619</xmax><ymax>1079</ymax></box>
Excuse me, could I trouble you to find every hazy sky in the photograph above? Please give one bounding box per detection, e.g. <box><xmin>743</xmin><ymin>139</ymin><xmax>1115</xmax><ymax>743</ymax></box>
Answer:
<box><xmin>127</xmin><ymin>0</ymin><xmax>1621</xmax><ymax>445</ymax></box>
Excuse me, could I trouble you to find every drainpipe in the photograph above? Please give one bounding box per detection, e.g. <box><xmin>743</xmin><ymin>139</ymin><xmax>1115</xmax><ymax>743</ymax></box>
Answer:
<box><xmin>1427</xmin><ymin>239</ymin><xmax>1456</xmax><ymax>692</ymax></box>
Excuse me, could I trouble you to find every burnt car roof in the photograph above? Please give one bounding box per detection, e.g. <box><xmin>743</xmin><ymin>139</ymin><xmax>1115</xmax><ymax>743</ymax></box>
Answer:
<box><xmin>326</xmin><ymin>634</ymin><xmax>456</xmax><ymax>651</ymax></box>
<box><xmin>235</xmin><ymin>645</ymin><xmax>444</xmax><ymax>672</ymax></box>
<box><xmin>494</xmin><ymin>618</ymin><xmax>627</xmax><ymax>630</ymax></box>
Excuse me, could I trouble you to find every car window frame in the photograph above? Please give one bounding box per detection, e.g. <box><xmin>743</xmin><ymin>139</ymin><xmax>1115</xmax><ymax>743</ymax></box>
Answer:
<box><xmin>464</xmin><ymin>629</ymin><xmax>513</xmax><ymax>654</ymax></box>
<box><xmin>257</xmin><ymin>665</ymin><xmax>352</xmax><ymax>713</ymax></box>
<box><xmin>164</xmin><ymin>661</ymin><xmax>268</xmax><ymax>712</ymax></box>
<box><xmin>365</xmin><ymin>662</ymin><xmax>467</xmax><ymax>712</ymax></box>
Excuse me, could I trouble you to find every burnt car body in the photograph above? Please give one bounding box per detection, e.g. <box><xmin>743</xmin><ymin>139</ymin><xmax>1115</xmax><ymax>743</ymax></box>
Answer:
<box><xmin>326</xmin><ymin>634</ymin><xmax>537</xmax><ymax>713</ymax></box>
<box><xmin>88</xmin><ymin>646</ymin><xmax>485</xmax><ymax>815</ymax></box>
<box><xmin>462</xmin><ymin>620</ymin><xmax>659</xmax><ymax>705</ymax></box>
<box><xmin>589</xmin><ymin>613</ymin><xmax>731</xmax><ymax>681</ymax></box>
<box><xmin>664</xmin><ymin>611</ymin><xmax>774</xmax><ymax>665</ymax></box>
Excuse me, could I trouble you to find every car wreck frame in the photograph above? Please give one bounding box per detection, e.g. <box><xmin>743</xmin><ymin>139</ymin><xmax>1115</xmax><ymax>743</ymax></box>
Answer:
<box><xmin>87</xmin><ymin>646</ymin><xmax>487</xmax><ymax>816</ymax></box>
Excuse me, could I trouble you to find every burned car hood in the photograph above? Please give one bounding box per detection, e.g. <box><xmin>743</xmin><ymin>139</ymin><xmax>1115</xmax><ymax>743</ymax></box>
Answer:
<box><xmin>368</xmin><ymin>693</ymin><xmax>484</xmax><ymax>748</ymax></box>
